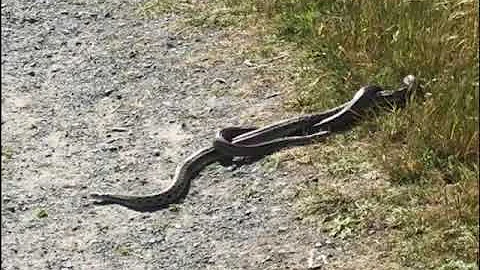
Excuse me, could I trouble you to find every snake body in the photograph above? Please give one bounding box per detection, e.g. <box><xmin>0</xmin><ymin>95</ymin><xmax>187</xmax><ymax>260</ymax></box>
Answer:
<box><xmin>91</xmin><ymin>76</ymin><xmax>416</xmax><ymax>212</ymax></box>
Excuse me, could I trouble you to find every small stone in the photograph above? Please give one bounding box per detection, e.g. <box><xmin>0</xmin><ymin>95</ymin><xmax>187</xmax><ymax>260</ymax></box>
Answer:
<box><xmin>24</xmin><ymin>17</ymin><xmax>38</xmax><ymax>23</ymax></box>
<box><xmin>307</xmin><ymin>248</ymin><xmax>325</xmax><ymax>270</ymax></box>
<box><xmin>50</xmin><ymin>65</ymin><xmax>61</xmax><ymax>72</ymax></box>
<box><xmin>147</xmin><ymin>238</ymin><xmax>158</xmax><ymax>244</ymax></box>
<box><xmin>103</xmin><ymin>89</ymin><xmax>114</xmax><ymax>96</ymax></box>
<box><xmin>211</xmin><ymin>77</ymin><xmax>226</xmax><ymax>84</ymax></box>
<box><xmin>63</xmin><ymin>260</ymin><xmax>73</xmax><ymax>268</ymax></box>
<box><xmin>128</xmin><ymin>50</ymin><xmax>137</xmax><ymax>58</ymax></box>
<box><xmin>111</xmin><ymin>127</ymin><xmax>128</xmax><ymax>132</ymax></box>
<box><xmin>261</xmin><ymin>255</ymin><xmax>272</xmax><ymax>263</ymax></box>
<box><xmin>243</xmin><ymin>59</ymin><xmax>254</xmax><ymax>67</ymax></box>
<box><xmin>308</xmin><ymin>264</ymin><xmax>323</xmax><ymax>270</ymax></box>
<box><xmin>278</xmin><ymin>226</ymin><xmax>288</xmax><ymax>232</ymax></box>
<box><xmin>153</xmin><ymin>149</ymin><xmax>161</xmax><ymax>157</ymax></box>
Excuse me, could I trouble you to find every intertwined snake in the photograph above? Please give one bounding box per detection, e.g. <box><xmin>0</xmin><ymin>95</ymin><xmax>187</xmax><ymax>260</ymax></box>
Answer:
<box><xmin>90</xmin><ymin>75</ymin><xmax>417</xmax><ymax>212</ymax></box>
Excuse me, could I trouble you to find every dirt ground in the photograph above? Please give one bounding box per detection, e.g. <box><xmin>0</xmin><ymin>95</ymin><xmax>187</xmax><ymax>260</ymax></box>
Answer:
<box><xmin>1</xmin><ymin>1</ymin><xmax>355</xmax><ymax>269</ymax></box>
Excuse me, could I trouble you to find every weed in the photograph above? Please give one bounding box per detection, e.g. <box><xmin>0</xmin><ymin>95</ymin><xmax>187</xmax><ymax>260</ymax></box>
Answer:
<box><xmin>1</xmin><ymin>146</ymin><xmax>14</xmax><ymax>161</ymax></box>
<box><xmin>35</xmin><ymin>209</ymin><xmax>48</xmax><ymax>219</ymax></box>
<box><xmin>114</xmin><ymin>245</ymin><xmax>131</xmax><ymax>256</ymax></box>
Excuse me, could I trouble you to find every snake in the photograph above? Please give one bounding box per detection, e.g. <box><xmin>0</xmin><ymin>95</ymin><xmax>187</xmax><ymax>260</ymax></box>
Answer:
<box><xmin>90</xmin><ymin>75</ymin><xmax>417</xmax><ymax>212</ymax></box>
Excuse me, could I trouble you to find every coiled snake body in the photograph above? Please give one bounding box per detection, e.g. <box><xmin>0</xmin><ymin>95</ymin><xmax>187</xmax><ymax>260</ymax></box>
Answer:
<box><xmin>91</xmin><ymin>76</ymin><xmax>417</xmax><ymax>212</ymax></box>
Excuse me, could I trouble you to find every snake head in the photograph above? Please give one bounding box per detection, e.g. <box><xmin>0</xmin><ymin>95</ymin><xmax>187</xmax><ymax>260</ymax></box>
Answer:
<box><xmin>403</xmin><ymin>74</ymin><xmax>416</xmax><ymax>89</ymax></box>
<box><xmin>400</xmin><ymin>74</ymin><xmax>427</xmax><ymax>103</ymax></box>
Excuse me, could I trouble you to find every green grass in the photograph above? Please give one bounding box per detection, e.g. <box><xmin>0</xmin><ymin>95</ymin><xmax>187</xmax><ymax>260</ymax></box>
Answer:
<box><xmin>137</xmin><ymin>0</ymin><xmax>195</xmax><ymax>16</ymax></box>
<box><xmin>138</xmin><ymin>0</ymin><xmax>251</xmax><ymax>29</ymax></box>
<box><xmin>114</xmin><ymin>245</ymin><xmax>131</xmax><ymax>256</ymax></box>
<box><xmin>34</xmin><ymin>208</ymin><xmax>49</xmax><ymax>219</ymax></box>
<box><xmin>229</xmin><ymin>1</ymin><xmax>478</xmax><ymax>268</ymax></box>
<box><xmin>1</xmin><ymin>146</ymin><xmax>15</xmax><ymax>161</ymax></box>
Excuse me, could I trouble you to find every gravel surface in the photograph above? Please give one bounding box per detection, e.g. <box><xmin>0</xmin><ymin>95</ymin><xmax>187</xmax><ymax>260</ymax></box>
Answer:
<box><xmin>1</xmin><ymin>1</ymin><xmax>345</xmax><ymax>269</ymax></box>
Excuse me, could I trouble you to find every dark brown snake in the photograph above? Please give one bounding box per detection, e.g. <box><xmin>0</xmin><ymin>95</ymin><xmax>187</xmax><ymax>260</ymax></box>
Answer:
<box><xmin>90</xmin><ymin>75</ymin><xmax>417</xmax><ymax>212</ymax></box>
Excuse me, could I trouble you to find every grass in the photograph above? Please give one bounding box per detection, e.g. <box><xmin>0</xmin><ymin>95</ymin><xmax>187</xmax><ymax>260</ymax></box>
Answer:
<box><xmin>137</xmin><ymin>0</ymin><xmax>251</xmax><ymax>29</ymax></box>
<box><xmin>1</xmin><ymin>146</ymin><xmax>15</xmax><ymax>179</ymax></box>
<box><xmin>232</xmin><ymin>1</ymin><xmax>478</xmax><ymax>268</ymax></box>
<box><xmin>136</xmin><ymin>0</ymin><xmax>478</xmax><ymax>268</ymax></box>
<box><xmin>114</xmin><ymin>245</ymin><xmax>131</xmax><ymax>256</ymax></box>
<box><xmin>1</xmin><ymin>146</ymin><xmax>15</xmax><ymax>161</ymax></box>
<box><xmin>296</xmin><ymin>144</ymin><xmax>478</xmax><ymax>268</ymax></box>
<box><xmin>34</xmin><ymin>208</ymin><xmax>49</xmax><ymax>219</ymax></box>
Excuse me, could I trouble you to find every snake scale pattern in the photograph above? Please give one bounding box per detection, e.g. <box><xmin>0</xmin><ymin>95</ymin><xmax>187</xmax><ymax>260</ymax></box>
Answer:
<box><xmin>90</xmin><ymin>75</ymin><xmax>417</xmax><ymax>212</ymax></box>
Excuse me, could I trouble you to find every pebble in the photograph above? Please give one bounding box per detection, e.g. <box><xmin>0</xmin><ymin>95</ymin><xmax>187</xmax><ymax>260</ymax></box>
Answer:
<box><xmin>307</xmin><ymin>248</ymin><xmax>327</xmax><ymax>270</ymax></box>
<box><xmin>23</xmin><ymin>17</ymin><xmax>38</xmax><ymax>24</ymax></box>
<box><xmin>111</xmin><ymin>127</ymin><xmax>128</xmax><ymax>132</ymax></box>
<box><xmin>50</xmin><ymin>65</ymin><xmax>61</xmax><ymax>72</ymax></box>
<box><xmin>62</xmin><ymin>260</ymin><xmax>73</xmax><ymax>268</ymax></box>
<box><xmin>103</xmin><ymin>89</ymin><xmax>115</xmax><ymax>96</ymax></box>
<box><xmin>243</xmin><ymin>59</ymin><xmax>254</xmax><ymax>67</ymax></box>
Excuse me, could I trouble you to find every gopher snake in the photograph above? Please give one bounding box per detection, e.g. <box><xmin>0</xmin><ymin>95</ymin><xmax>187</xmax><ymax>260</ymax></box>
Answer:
<box><xmin>91</xmin><ymin>75</ymin><xmax>417</xmax><ymax>212</ymax></box>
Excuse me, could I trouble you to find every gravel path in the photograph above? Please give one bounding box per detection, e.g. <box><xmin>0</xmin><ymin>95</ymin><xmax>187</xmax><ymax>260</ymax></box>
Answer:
<box><xmin>1</xmin><ymin>1</ymin><xmax>344</xmax><ymax>269</ymax></box>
